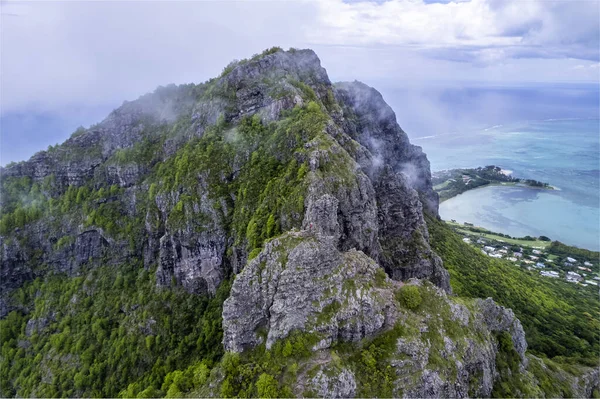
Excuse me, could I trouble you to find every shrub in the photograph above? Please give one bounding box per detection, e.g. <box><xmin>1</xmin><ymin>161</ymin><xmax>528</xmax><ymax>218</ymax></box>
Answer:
<box><xmin>256</xmin><ymin>373</ymin><xmax>278</xmax><ymax>398</ymax></box>
<box><xmin>396</xmin><ymin>285</ymin><xmax>422</xmax><ymax>310</ymax></box>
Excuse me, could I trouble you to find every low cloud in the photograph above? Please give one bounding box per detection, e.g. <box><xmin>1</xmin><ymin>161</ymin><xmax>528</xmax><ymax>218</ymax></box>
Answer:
<box><xmin>1</xmin><ymin>0</ymin><xmax>598</xmax><ymax>165</ymax></box>
<box><xmin>307</xmin><ymin>0</ymin><xmax>599</xmax><ymax>64</ymax></box>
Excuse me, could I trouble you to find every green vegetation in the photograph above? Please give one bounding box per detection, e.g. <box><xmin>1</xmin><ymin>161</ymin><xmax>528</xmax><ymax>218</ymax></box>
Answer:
<box><xmin>547</xmin><ymin>241</ymin><xmax>600</xmax><ymax>264</ymax></box>
<box><xmin>0</xmin><ymin>262</ymin><xmax>230</xmax><ymax>397</ymax></box>
<box><xmin>0</xmin><ymin>56</ymin><xmax>335</xmax><ymax>397</ymax></box>
<box><xmin>152</xmin><ymin>101</ymin><xmax>326</xmax><ymax>256</ymax></box>
<box><xmin>448</xmin><ymin>222</ymin><xmax>552</xmax><ymax>248</ymax></box>
<box><xmin>396</xmin><ymin>285</ymin><xmax>422</xmax><ymax>310</ymax></box>
<box><xmin>0</xmin><ymin>176</ymin><xmax>46</xmax><ymax>234</ymax></box>
<box><xmin>198</xmin><ymin>331</ymin><xmax>318</xmax><ymax>398</ymax></box>
<box><xmin>432</xmin><ymin>165</ymin><xmax>552</xmax><ymax>202</ymax></box>
<box><xmin>342</xmin><ymin>323</ymin><xmax>406</xmax><ymax>397</ymax></box>
<box><xmin>1</xmin><ymin>46</ymin><xmax>597</xmax><ymax>398</ymax></box>
<box><xmin>427</xmin><ymin>215</ymin><xmax>600</xmax><ymax>362</ymax></box>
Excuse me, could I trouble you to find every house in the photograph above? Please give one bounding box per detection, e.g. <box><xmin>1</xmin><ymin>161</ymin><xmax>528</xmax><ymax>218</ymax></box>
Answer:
<box><xmin>462</xmin><ymin>237</ymin><xmax>471</xmax><ymax>243</ymax></box>
<box><xmin>484</xmin><ymin>246</ymin><xmax>495</xmax><ymax>252</ymax></box>
<box><xmin>498</xmin><ymin>249</ymin><xmax>508</xmax><ymax>254</ymax></box>
<box><xmin>508</xmin><ymin>257</ymin><xmax>517</xmax><ymax>262</ymax></box>
<box><xmin>564</xmin><ymin>262</ymin><xmax>574</xmax><ymax>267</ymax></box>
<box><xmin>584</xmin><ymin>261</ymin><xmax>593</xmax><ymax>267</ymax></box>
<box><xmin>529</xmin><ymin>255</ymin><xmax>539</xmax><ymax>261</ymax></box>
<box><xmin>585</xmin><ymin>280</ymin><xmax>599</xmax><ymax>286</ymax></box>
<box><xmin>567</xmin><ymin>257</ymin><xmax>577</xmax><ymax>263</ymax></box>
<box><xmin>540</xmin><ymin>271</ymin><xmax>559</xmax><ymax>278</ymax></box>
<box><xmin>523</xmin><ymin>260</ymin><xmax>534</xmax><ymax>265</ymax></box>
<box><xmin>535</xmin><ymin>262</ymin><xmax>545</xmax><ymax>268</ymax></box>
<box><xmin>489</xmin><ymin>253</ymin><xmax>502</xmax><ymax>259</ymax></box>
<box><xmin>514</xmin><ymin>252</ymin><xmax>523</xmax><ymax>258</ymax></box>
<box><xmin>532</xmin><ymin>249</ymin><xmax>542</xmax><ymax>255</ymax></box>
<box><xmin>477</xmin><ymin>238</ymin><xmax>486</xmax><ymax>244</ymax></box>
<box><xmin>593</xmin><ymin>276</ymin><xmax>600</xmax><ymax>281</ymax></box>
<box><xmin>566</xmin><ymin>271</ymin><xmax>583</xmax><ymax>283</ymax></box>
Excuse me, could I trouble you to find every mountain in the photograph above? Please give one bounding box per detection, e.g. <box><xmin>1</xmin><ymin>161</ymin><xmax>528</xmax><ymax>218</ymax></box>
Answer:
<box><xmin>1</xmin><ymin>47</ymin><xmax>598</xmax><ymax>398</ymax></box>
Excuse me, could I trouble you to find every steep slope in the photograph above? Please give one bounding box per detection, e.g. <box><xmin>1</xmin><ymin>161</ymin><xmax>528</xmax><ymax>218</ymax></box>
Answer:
<box><xmin>1</xmin><ymin>47</ymin><xmax>448</xmax><ymax>313</ymax></box>
<box><xmin>1</xmin><ymin>47</ymin><xmax>596</xmax><ymax>398</ymax></box>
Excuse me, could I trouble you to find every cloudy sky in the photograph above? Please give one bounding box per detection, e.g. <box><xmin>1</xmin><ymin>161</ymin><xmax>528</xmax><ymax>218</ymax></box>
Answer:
<box><xmin>1</xmin><ymin>0</ymin><xmax>599</xmax><ymax>165</ymax></box>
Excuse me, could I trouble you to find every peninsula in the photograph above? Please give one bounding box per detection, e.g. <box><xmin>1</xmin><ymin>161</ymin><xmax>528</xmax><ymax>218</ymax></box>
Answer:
<box><xmin>432</xmin><ymin>165</ymin><xmax>552</xmax><ymax>202</ymax></box>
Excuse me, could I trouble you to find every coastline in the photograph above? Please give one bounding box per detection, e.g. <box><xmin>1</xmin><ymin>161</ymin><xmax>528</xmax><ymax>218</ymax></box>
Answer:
<box><xmin>437</xmin><ymin>180</ymin><xmax>555</xmax><ymax>203</ymax></box>
<box><xmin>432</xmin><ymin>165</ymin><xmax>554</xmax><ymax>203</ymax></box>
<box><xmin>438</xmin><ymin>184</ymin><xmax>600</xmax><ymax>251</ymax></box>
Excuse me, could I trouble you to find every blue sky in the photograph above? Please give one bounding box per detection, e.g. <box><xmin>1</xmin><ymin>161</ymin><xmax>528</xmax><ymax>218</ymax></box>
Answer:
<box><xmin>1</xmin><ymin>0</ymin><xmax>599</xmax><ymax>165</ymax></box>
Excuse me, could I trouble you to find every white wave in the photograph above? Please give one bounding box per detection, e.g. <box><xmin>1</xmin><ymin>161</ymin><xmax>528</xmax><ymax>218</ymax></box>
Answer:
<box><xmin>483</xmin><ymin>124</ymin><xmax>503</xmax><ymax>131</ymax></box>
<box><xmin>412</xmin><ymin>135</ymin><xmax>438</xmax><ymax>140</ymax></box>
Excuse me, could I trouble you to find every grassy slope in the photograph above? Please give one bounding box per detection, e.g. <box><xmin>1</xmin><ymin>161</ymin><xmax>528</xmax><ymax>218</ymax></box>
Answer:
<box><xmin>427</xmin><ymin>215</ymin><xmax>600</xmax><ymax>362</ymax></box>
<box><xmin>449</xmin><ymin>223</ymin><xmax>551</xmax><ymax>248</ymax></box>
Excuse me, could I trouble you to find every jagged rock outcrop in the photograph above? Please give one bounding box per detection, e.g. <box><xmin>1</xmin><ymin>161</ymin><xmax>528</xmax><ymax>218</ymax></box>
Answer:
<box><xmin>222</xmin><ymin>231</ymin><xmax>398</xmax><ymax>352</ymax></box>
<box><xmin>333</xmin><ymin>81</ymin><xmax>439</xmax><ymax>215</ymax></box>
<box><xmin>310</xmin><ymin>368</ymin><xmax>357</xmax><ymax>398</ymax></box>
<box><xmin>223</xmin><ymin>247</ymin><xmax>528</xmax><ymax>397</ymax></box>
<box><xmin>374</xmin><ymin>166</ymin><xmax>450</xmax><ymax>291</ymax></box>
<box><xmin>476</xmin><ymin>297</ymin><xmax>527</xmax><ymax>361</ymax></box>
<box><xmin>302</xmin><ymin>134</ymin><xmax>380</xmax><ymax>259</ymax></box>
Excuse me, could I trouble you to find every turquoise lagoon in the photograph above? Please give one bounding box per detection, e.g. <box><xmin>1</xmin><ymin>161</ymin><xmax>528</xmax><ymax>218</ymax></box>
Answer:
<box><xmin>416</xmin><ymin>119</ymin><xmax>600</xmax><ymax>250</ymax></box>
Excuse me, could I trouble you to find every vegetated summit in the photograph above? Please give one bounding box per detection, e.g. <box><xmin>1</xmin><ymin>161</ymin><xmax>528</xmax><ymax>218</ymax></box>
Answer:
<box><xmin>1</xmin><ymin>47</ymin><xmax>598</xmax><ymax>398</ymax></box>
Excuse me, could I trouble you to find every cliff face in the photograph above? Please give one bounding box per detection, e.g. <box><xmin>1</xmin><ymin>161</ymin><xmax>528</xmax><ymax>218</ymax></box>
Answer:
<box><xmin>2</xmin><ymin>48</ymin><xmax>595</xmax><ymax>398</ymax></box>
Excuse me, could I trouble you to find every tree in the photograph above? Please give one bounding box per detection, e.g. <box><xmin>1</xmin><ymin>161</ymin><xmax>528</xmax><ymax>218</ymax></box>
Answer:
<box><xmin>256</xmin><ymin>373</ymin><xmax>278</xmax><ymax>399</ymax></box>
<box><xmin>396</xmin><ymin>285</ymin><xmax>422</xmax><ymax>310</ymax></box>
<box><xmin>266</xmin><ymin>214</ymin><xmax>276</xmax><ymax>237</ymax></box>
<box><xmin>282</xmin><ymin>341</ymin><xmax>293</xmax><ymax>357</ymax></box>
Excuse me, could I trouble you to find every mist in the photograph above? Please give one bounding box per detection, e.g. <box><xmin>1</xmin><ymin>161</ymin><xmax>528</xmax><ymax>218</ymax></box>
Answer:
<box><xmin>374</xmin><ymin>82</ymin><xmax>600</xmax><ymax>141</ymax></box>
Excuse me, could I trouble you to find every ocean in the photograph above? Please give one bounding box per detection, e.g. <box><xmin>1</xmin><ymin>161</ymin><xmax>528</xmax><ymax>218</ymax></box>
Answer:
<box><xmin>377</xmin><ymin>83</ymin><xmax>599</xmax><ymax>251</ymax></box>
<box><xmin>417</xmin><ymin>119</ymin><xmax>600</xmax><ymax>251</ymax></box>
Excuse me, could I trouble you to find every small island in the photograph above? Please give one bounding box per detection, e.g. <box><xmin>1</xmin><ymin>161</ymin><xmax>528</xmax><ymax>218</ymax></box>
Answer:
<box><xmin>432</xmin><ymin>165</ymin><xmax>553</xmax><ymax>202</ymax></box>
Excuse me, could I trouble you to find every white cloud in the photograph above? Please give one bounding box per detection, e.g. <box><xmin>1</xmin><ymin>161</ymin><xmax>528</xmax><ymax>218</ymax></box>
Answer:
<box><xmin>0</xmin><ymin>0</ymin><xmax>598</xmax><ymax>116</ymax></box>
<box><xmin>306</xmin><ymin>0</ymin><xmax>599</xmax><ymax>62</ymax></box>
<box><xmin>0</xmin><ymin>1</ymin><xmax>317</xmax><ymax>113</ymax></box>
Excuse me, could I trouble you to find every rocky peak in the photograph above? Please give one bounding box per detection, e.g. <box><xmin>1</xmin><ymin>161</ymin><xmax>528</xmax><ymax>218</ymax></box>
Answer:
<box><xmin>1</xmin><ymin>47</ymin><xmax>447</xmax><ymax>310</ymax></box>
<box><xmin>334</xmin><ymin>81</ymin><xmax>438</xmax><ymax>214</ymax></box>
<box><xmin>221</xmin><ymin>49</ymin><xmax>330</xmax><ymax>92</ymax></box>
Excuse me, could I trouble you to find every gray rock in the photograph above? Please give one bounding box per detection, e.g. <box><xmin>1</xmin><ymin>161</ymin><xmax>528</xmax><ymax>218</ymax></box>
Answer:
<box><xmin>333</xmin><ymin>80</ymin><xmax>439</xmax><ymax>215</ymax></box>
<box><xmin>310</xmin><ymin>368</ymin><xmax>357</xmax><ymax>398</ymax></box>
<box><xmin>25</xmin><ymin>315</ymin><xmax>53</xmax><ymax>336</ymax></box>
<box><xmin>476</xmin><ymin>297</ymin><xmax>527</xmax><ymax>361</ymax></box>
<box><xmin>374</xmin><ymin>167</ymin><xmax>450</xmax><ymax>291</ymax></box>
<box><xmin>74</xmin><ymin>229</ymin><xmax>108</xmax><ymax>268</ymax></box>
<box><xmin>222</xmin><ymin>231</ymin><xmax>398</xmax><ymax>352</ymax></box>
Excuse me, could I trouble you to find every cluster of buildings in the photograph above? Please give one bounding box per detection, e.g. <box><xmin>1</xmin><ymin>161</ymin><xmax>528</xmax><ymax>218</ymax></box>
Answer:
<box><xmin>565</xmin><ymin>271</ymin><xmax>600</xmax><ymax>287</ymax></box>
<box><xmin>457</xmin><ymin>231</ymin><xmax>599</xmax><ymax>289</ymax></box>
